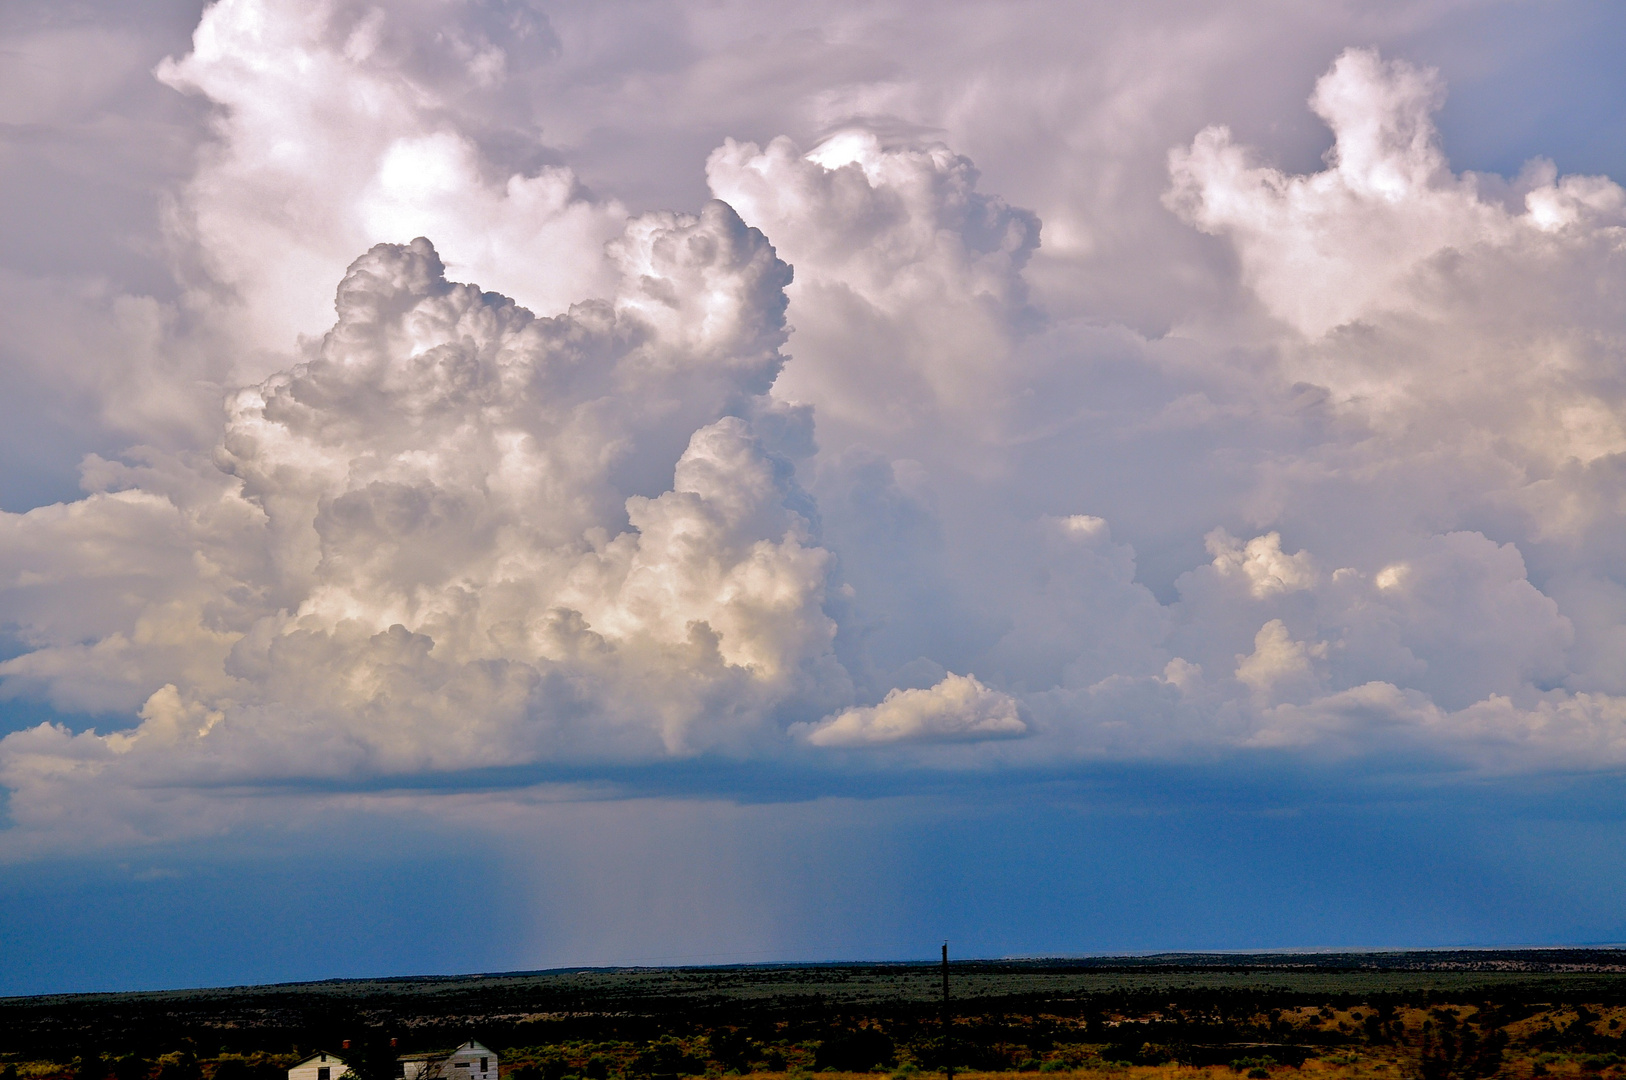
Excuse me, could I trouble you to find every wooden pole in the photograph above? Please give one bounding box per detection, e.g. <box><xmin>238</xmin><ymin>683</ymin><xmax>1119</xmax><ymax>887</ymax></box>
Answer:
<box><xmin>942</xmin><ymin>943</ymin><xmax>952</xmax><ymax>1080</ymax></box>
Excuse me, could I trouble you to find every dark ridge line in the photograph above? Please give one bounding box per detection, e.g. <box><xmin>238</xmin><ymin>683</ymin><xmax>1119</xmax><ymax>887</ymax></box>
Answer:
<box><xmin>9</xmin><ymin>948</ymin><xmax>1626</xmax><ymax>1006</ymax></box>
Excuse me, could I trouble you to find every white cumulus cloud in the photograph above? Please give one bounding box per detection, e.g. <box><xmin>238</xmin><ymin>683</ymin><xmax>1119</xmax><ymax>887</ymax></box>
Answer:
<box><xmin>794</xmin><ymin>673</ymin><xmax>1025</xmax><ymax>747</ymax></box>
<box><xmin>0</xmin><ymin>204</ymin><xmax>853</xmax><ymax>834</ymax></box>
<box><xmin>12</xmin><ymin>11</ymin><xmax>1626</xmax><ymax>857</ymax></box>
<box><xmin>158</xmin><ymin>0</ymin><xmax>628</xmax><ymax>363</ymax></box>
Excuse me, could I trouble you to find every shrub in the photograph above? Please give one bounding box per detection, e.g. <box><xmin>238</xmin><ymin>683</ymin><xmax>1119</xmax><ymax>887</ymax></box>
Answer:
<box><xmin>814</xmin><ymin>1032</ymin><xmax>894</xmax><ymax>1074</ymax></box>
<box><xmin>1231</xmin><ymin>1058</ymin><xmax>1278</xmax><ymax>1073</ymax></box>
<box><xmin>633</xmin><ymin>1040</ymin><xmax>705</xmax><ymax>1078</ymax></box>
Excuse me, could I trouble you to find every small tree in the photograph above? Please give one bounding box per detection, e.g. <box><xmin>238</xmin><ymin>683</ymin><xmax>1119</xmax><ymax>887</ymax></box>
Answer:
<box><xmin>155</xmin><ymin>1054</ymin><xmax>201</xmax><ymax>1080</ymax></box>
<box><xmin>814</xmin><ymin>1031</ymin><xmax>895</xmax><ymax>1073</ymax></box>
<box><xmin>338</xmin><ymin>1035</ymin><xmax>404</xmax><ymax>1080</ymax></box>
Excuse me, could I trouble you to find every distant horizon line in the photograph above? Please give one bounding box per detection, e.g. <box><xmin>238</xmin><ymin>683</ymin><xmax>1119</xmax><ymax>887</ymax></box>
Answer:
<box><xmin>17</xmin><ymin>942</ymin><xmax>1626</xmax><ymax>1003</ymax></box>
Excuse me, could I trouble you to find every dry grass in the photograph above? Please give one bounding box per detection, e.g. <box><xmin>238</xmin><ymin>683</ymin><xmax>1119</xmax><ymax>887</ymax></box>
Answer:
<box><xmin>741</xmin><ymin>1051</ymin><xmax>1626</xmax><ymax>1080</ymax></box>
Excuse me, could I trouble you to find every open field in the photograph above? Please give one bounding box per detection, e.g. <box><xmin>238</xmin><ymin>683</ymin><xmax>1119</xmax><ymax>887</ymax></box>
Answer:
<box><xmin>6</xmin><ymin>953</ymin><xmax>1626</xmax><ymax>1080</ymax></box>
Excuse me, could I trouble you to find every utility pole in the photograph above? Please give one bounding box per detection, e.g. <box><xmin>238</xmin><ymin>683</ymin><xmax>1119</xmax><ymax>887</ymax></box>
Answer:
<box><xmin>942</xmin><ymin>943</ymin><xmax>953</xmax><ymax>1080</ymax></box>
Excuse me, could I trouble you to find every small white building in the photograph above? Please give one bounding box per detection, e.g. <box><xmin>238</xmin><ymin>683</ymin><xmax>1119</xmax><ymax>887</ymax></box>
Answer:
<box><xmin>398</xmin><ymin>1040</ymin><xmax>497</xmax><ymax>1080</ymax></box>
<box><xmin>289</xmin><ymin>1052</ymin><xmax>349</xmax><ymax>1080</ymax></box>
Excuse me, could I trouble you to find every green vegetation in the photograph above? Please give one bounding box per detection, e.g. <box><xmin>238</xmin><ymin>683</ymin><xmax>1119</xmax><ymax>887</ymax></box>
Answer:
<box><xmin>7</xmin><ymin>953</ymin><xmax>1626</xmax><ymax>1080</ymax></box>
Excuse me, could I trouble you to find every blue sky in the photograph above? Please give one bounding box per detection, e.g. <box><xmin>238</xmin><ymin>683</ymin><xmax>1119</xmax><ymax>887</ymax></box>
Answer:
<box><xmin>4</xmin><ymin>0</ymin><xmax>1626</xmax><ymax>995</ymax></box>
<box><xmin>7</xmin><ymin>763</ymin><xmax>1626</xmax><ymax>996</ymax></box>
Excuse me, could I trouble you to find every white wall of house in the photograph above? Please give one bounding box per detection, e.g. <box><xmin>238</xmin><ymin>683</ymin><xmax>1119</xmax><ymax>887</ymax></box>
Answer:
<box><xmin>399</xmin><ymin>1040</ymin><xmax>497</xmax><ymax>1080</ymax></box>
<box><xmin>445</xmin><ymin>1040</ymin><xmax>497</xmax><ymax>1080</ymax></box>
<box><xmin>289</xmin><ymin>1052</ymin><xmax>348</xmax><ymax>1080</ymax></box>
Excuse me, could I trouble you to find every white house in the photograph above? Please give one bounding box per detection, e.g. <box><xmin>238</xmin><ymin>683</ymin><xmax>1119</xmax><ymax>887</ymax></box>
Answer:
<box><xmin>398</xmin><ymin>1040</ymin><xmax>497</xmax><ymax>1080</ymax></box>
<box><xmin>289</xmin><ymin>1052</ymin><xmax>349</xmax><ymax>1080</ymax></box>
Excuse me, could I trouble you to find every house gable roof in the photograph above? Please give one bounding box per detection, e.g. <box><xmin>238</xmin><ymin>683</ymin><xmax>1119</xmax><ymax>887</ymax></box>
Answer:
<box><xmin>293</xmin><ymin>1054</ymin><xmax>348</xmax><ymax>1069</ymax></box>
<box><xmin>400</xmin><ymin>1041</ymin><xmax>493</xmax><ymax>1061</ymax></box>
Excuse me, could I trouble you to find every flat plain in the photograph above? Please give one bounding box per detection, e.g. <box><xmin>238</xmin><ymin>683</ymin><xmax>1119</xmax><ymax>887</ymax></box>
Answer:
<box><xmin>5</xmin><ymin>951</ymin><xmax>1626</xmax><ymax>1080</ymax></box>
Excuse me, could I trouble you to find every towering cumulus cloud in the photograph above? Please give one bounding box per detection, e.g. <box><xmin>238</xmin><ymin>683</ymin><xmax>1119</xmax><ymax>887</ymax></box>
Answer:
<box><xmin>708</xmin><ymin>130</ymin><xmax>1041</xmax><ymax>450</ymax></box>
<box><xmin>6</xmin><ymin>27</ymin><xmax>1626</xmax><ymax>867</ymax></box>
<box><xmin>1152</xmin><ymin>47</ymin><xmax>1626</xmax><ymax>765</ymax></box>
<box><xmin>157</xmin><ymin>0</ymin><xmax>627</xmax><ymax>362</ymax></box>
<box><xmin>1168</xmin><ymin>47</ymin><xmax>1626</xmax><ymax>460</ymax></box>
<box><xmin>0</xmin><ymin>204</ymin><xmax>854</xmax><ymax>836</ymax></box>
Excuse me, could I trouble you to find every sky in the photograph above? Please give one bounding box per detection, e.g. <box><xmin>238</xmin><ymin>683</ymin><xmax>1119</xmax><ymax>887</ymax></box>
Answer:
<box><xmin>4</xmin><ymin>0</ymin><xmax>1626</xmax><ymax>996</ymax></box>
